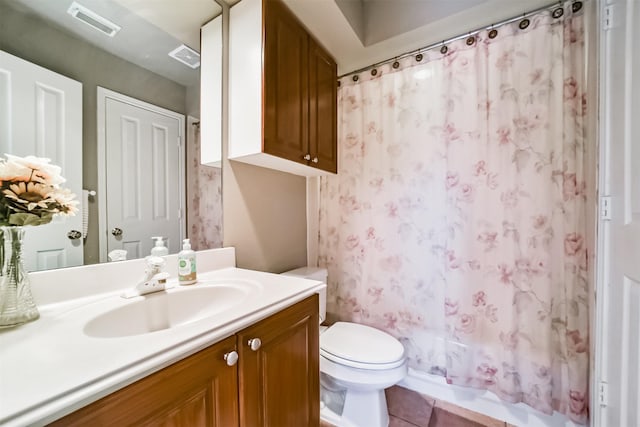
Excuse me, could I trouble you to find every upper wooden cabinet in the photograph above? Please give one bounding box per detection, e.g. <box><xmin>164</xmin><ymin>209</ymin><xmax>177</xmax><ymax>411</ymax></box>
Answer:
<box><xmin>230</xmin><ymin>0</ymin><xmax>337</xmax><ymax>175</ymax></box>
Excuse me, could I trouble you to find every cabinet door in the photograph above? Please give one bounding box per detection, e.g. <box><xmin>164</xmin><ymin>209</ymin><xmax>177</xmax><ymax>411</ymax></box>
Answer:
<box><xmin>238</xmin><ymin>295</ymin><xmax>320</xmax><ymax>427</ymax></box>
<box><xmin>51</xmin><ymin>336</ymin><xmax>239</xmax><ymax>426</ymax></box>
<box><xmin>263</xmin><ymin>0</ymin><xmax>309</xmax><ymax>165</ymax></box>
<box><xmin>308</xmin><ymin>39</ymin><xmax>338</xmax><ymax>173</ymax></box>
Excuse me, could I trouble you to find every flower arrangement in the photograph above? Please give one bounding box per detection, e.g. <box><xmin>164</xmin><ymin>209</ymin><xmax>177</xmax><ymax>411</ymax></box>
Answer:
<box><xmin>0</xmin><ymin>154</ymin><xmax>78</xmax><ymax>227</ymax></box>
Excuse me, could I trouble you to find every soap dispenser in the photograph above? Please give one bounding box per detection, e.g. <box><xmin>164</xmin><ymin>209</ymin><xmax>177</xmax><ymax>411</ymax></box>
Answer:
<box><xmin>150</xmin><ymin>236</ymin><xmax>169</xmax><ymax>257</ymax></box>
<box><xmin>178</xmin><ymin>238</ymin><xmax>197</xmax><ymax>285</ymax></box>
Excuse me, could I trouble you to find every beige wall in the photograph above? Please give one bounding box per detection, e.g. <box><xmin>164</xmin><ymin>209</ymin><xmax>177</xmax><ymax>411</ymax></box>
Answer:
<box><xmin>220</xmin><ymin>2</ymin><xmax>307</xmax><ymax>273</ymax></box>
<box><xmin>0</xmin><ymin>2</ymin><xmax>187</xmax><ymax>265</ymax></box>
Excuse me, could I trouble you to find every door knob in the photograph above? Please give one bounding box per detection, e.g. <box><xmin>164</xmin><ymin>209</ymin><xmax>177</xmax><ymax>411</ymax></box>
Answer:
<box><xmin>312</xmin><ymin>157</ymin><xmax>319</xmax><ymax>164</ymax></box>
<box><xmin>224</xmin><ymin>351</ymin><xmax>239</xmax><ymax>366</ymax></box>
<box><xmin>111</xmin><ymin>227</ymin><xmax>123</xmax><ymax>237</ymax></box>
<box><xmin>67</xmin><ymin>230</ymin><xmax>82</xmax><ymax>240</ymax></box>
<box><xmin>303</xmin><ymin>154</ymin><xmax>311</xmax><ymax>161</ymax></box>
<box><xmin>248</xmin><ymin>338</ymin><xmax>262</xmax><ymax>351</ymax></box>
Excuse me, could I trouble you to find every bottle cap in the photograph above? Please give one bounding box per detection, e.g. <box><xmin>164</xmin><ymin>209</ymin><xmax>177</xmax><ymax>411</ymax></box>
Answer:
<box><xmin>182</xmin><ymin>238</ymin><xmax>191</xmax><ymax>250</ymax></box>
<box><xmin>152</xmin><ymin>236</ymin><xmax>164</xmax><ymax>247</ymax></box>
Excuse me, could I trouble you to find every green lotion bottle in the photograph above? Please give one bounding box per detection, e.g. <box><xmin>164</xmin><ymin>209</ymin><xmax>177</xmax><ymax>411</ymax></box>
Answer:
<box><xmin>178</xmin><ymin>239</ymin><xmax>197</xmax><ymax>285</ymax></box>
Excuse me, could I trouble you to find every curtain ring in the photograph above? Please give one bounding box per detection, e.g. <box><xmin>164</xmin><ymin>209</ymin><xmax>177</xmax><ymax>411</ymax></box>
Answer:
<box><xmin>392</xmin><ymin>60</ymin><xmax>400</xmax><ymax>69</ymax></box>
<box><xmin>572</xmin><ymin>1</ymin><xmax>583</xmax><ymax>13</ymax></box>
<box><xmin>488</xmin><ymin>28</ymin><xmax>498</xmax><ymax>39</ymax></box>
<box><xmin>519</xmin><ymin>18</ymin><xmax>530</xmax><ymax>29</ymax></box>
<box><xmin>416</xmin><ymin>53</ymin><xmax>423</xmax><ymax>62</ymax></box>
<box><xmin>352</xmin><ymin>75</ymin><xmax>359</xmax><ymax>82</ymax></box>
<box><xmin>552</xmin><ymin>6</ymin><xmax>564</xmax><ymax>18</ymax></box>
<box><xmin>466</xmin><ymin>36</ymin><xmax>476</xmax><ymax>46</ymax></box>
<box><xmin>552</xmin><ymin>7</ymin><xmax>564</xmax><ymax>18</ymax></box>
<box><xmin>440</xmin><ymin>44</ymin><xmax>448</xmax><ymax>54</ymax></box>
<box><xmin>370</xmin><ymin>68</ymin><xmax>378</xmax><ymax>76</ymax></box>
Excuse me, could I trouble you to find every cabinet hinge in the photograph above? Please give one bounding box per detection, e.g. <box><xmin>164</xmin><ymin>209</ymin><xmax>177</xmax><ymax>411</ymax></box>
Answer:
<box><xmin>603</xmin><ymin>5</ymin><xmax>619</xmax><ymax>31</ymax></box>
<box><xmin>600</xmin><ymin>196</ymin><xmax>612</xmax><ymax>221</ymax></box>
<box><xmin>178</xmin><ymin>209</ymin><xmax>183</xmax><ymax>219</ymax></box>
<box><xmin>598</xmin><ymin>381</ymin><xmax>608</xmax><ymax>406</ymax></box>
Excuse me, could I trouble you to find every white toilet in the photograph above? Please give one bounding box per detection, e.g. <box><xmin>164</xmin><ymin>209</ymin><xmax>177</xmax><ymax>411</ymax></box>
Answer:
<box><xmin>282</xmin><ymin>267</ymin><xmax>407</xmax><ymax>427</ymax></box>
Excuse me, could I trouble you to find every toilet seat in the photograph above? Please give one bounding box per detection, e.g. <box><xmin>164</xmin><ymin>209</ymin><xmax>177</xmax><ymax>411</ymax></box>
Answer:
<box><xmin>320</xmin><ymin>322</ymin><xmax>405</xmax><ymax>370</ymax></box>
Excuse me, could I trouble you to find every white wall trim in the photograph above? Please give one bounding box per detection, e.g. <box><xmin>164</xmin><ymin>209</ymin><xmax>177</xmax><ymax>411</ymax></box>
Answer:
<box><xmin>400</xmin><ymin>369</ymin><xmax>582</xmax><ymax>427</ymax></box>
<box><xmin>96</xmin><ymin>87</ymin><xmax>186</xmax><ymax>263</ymax></box>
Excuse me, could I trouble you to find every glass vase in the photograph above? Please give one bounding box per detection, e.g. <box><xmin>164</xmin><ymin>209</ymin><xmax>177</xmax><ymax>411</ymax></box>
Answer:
<box><xmin>0</xmin><ymin>226</ymin><xmax>39</xmax><ymax>328</ymax></box>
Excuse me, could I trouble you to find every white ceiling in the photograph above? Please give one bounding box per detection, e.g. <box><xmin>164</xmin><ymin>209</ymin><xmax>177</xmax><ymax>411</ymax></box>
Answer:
<box><xmin>6</xmin><ymin>0</ymin><xmax>562</xmax><ymax>85</ymax></box>
<box><xmin>5</xmin><ymin>0</ymin><xmax>221</xmax><ymax>86</ymax></box>
<box><xmin>335</xmin><ymin>0</ymin><xmax>488</xmax><ymax>46</ymax></box>
<box><xmin>282</xmin><ymin>0</ymin><xmax>555</xmax><ymax>75</ymax></box>
<box><xmin>112</xmin><ymin>0</ymin><xmax>221</xmax><ymax>49</ymax></box>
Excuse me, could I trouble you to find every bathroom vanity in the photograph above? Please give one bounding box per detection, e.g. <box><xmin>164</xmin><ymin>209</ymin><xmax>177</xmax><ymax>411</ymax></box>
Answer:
<box><xmin>0</xmin><ymin>248</ymin><xmax>323</xmax><ymax>426</ymax></box>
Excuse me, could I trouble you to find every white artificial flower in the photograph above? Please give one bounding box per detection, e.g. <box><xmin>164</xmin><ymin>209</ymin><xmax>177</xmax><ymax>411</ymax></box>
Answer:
<box><xmin>4</xmin><ymin>154</ymin><xmax>66</xmax><ymax>186</ymax></box>
<box><xmin>49</xmin><ymin>187</ymin><xmax>79</xmax><ymax>215</ymax></box>
<box><xmin>0</xmin><ymin>158</ymin><xmax>33</xmax><ymax>183</ymax></box>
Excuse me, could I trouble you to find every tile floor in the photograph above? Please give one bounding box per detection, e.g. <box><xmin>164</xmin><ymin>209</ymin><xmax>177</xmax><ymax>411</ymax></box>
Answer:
<box><xmin>320</xmin><ymin>385</ymin><xmax>513</xmax><ymax>427</ymax></box>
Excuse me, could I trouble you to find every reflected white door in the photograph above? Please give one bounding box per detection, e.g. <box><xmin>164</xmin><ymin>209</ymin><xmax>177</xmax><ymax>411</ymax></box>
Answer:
<box><xmin>597</xmin><ymin>0</ymin><xmax>640</xmax><ymax>426</ymax></box>
<box><xmin>0</xmin><ymin>50</ymin><xmax>83</xmax><ymax>271</ymax></box>
<box><xmin>102</xmin><ymin>91</ymin><xmax>183</xmax><ymax>260</ymax></box>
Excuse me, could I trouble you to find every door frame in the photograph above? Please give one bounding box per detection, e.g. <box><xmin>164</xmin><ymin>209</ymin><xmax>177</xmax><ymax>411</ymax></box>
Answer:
<box><xmin>593</xmin><ymin>0</ymin><xmax>623</xmax><ymax>425</ymax></box>
<box><xmin>96</xmin><ymin>87</ymin><xmax>186</xmax><ymax>263</ymax></box>
<box><xmin>592</xmin><ymin>0</ymin><xmax>608</xmax><ymax>419</ymax></box>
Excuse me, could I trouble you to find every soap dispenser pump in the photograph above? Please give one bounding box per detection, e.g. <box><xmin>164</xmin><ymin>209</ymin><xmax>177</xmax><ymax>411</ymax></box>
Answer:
<box><xmin>150</xmin><ymin>236</ymin><xmax>169</xmax><ymax>257</ymax></box>
<box><xmin>178</xmin><ymin>238</ymin><xmax>197</xmax><ymax>285</ymax></box>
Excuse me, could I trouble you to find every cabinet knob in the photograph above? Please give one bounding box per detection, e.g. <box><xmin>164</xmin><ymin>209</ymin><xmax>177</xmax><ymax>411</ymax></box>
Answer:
<box><xmin>312</xmin><ymin>157</ymin><xmax>319</xmax><ymax>164</ymax></box>
<box><xmin>248</xmin><ymin>338</ymin><xmax>262</xmax><ymax>351</ymax></box>
<box><xmin>303</xmin><ymin>154</ymin><xmax>311</xmax><ymax>161</ymax></box>
<box><xmin>224</xmin><ymin>351</ymin><xmax>239</xmax><ymax>366</ymax></box>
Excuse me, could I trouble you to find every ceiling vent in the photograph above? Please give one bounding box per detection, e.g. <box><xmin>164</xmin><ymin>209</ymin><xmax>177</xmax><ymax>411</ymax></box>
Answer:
<box><xmin>168</xmin><ymin>45</ymin><xmax>201</xmax><ymax>69</ymax></box>
<box><xmin>67</xmin><ymin>2</ymin><xmax>121</xmax><ymax>37</ymax></box>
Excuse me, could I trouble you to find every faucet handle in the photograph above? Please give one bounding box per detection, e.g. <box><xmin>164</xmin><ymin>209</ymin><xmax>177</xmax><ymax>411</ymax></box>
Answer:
<box><xmin>152</xmin><ymin>272</ymin><xmax>170</xmax><ymax>282</ymax></box>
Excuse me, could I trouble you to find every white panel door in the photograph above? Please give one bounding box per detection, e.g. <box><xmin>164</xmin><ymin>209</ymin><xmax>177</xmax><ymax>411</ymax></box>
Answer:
<box><xmin>0</xmin><ymin>50</ymin><xmax>83</xmax><ymax>271</ymax></box>
<box><xmin>596</xmin><ymin>0</ymin><xmax>640</xmax><ymax>426</ymax></box>
<box><xmin>104</xmin><ymin>96</ymin><xmax>182</xmax><ymax>259</ymax></box>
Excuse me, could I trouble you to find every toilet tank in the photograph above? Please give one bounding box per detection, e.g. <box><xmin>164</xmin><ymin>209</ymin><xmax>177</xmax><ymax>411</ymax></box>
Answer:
<box><xmin>281</xmin><ymin>267</ymin><xmax>327</xmax><ymax>324</ymax></box>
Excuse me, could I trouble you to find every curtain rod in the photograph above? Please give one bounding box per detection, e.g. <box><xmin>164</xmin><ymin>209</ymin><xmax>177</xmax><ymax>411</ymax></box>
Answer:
<box><xmin>338</xmin><ymin>0</ymin><xmax>582</xmax><ymax>79</ymax></box>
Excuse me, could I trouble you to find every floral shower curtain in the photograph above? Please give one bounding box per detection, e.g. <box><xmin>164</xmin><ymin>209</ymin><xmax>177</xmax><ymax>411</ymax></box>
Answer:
<box><xmin>318</xmin><ymin>3</ymin><xmax>591</xmax><ymax>423</ymax></box>
<box><xmin>186</xmin><ymin>121</ymin><xmax>223</xmax><ymax>250</ymax></box>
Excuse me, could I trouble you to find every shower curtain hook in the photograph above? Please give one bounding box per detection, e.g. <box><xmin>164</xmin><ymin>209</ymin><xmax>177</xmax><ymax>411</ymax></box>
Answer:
<box><xmin>488</xmin><ymin>24</ymin><xmax>498</xmax><ymax>39</ymax></box>
<box><xmin>440</xmin><ymin>41</ymin><xmax>448</xmax><ymax>54</ymax></box>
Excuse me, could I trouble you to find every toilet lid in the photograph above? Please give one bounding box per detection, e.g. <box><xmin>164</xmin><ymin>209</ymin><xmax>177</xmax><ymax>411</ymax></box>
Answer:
<box><xmin>320</xmin><ymin>322</ymin><xmax>405</xmax><ymax>368</ymax></box>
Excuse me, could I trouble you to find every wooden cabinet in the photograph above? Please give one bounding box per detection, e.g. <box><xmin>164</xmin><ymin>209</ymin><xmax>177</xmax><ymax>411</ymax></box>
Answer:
<box><xmin>308</xmin><ymin>37</ymin><xmax>338</xmax><ymax>173</ymax></box>
<box><xmin>51</xmin><ymin>335</ymin><xmax>239</xmax><ymax>426</ymax></box>
<box><xmin>51</xmin><ymin>295</ymin><xmax>319</xmax><ymax>427</ymax></box>
<box><xmin>238</xmin><ymin>293</ymin><xmax>320</xmax><ymax>426</ymax></box>
<box><xmin>230</xmin><ymin>0</ymin><xmax>337</xmax><ymax>176</ymax></box>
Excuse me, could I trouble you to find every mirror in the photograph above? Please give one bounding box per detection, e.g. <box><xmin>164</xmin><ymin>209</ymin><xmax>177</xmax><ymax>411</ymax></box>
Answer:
<box><xmin>0</xmin><ymin>0</ymin><xmax>223</xmax><ymax>271</ymax></box>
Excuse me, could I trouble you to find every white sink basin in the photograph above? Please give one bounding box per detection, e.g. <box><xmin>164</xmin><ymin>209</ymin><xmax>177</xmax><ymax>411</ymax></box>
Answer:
<box><xmin>84</xmin><ymin>281</ymin><xmax>257</xmax><ymax>338</ymax></box>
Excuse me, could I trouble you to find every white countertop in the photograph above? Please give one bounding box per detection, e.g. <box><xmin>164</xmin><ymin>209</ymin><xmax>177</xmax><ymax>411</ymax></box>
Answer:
<box><xmin>0</xmin><ymin>248</ymin><xmax>325</xmax><ymax>426</ymax></box>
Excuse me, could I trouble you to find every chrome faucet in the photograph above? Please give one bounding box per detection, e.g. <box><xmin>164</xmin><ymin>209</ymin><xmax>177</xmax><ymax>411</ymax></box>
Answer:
<box><xmin>122</xmin><ymin>256</ymin><xmax>170</xmax><ymax>298</ymax></box>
